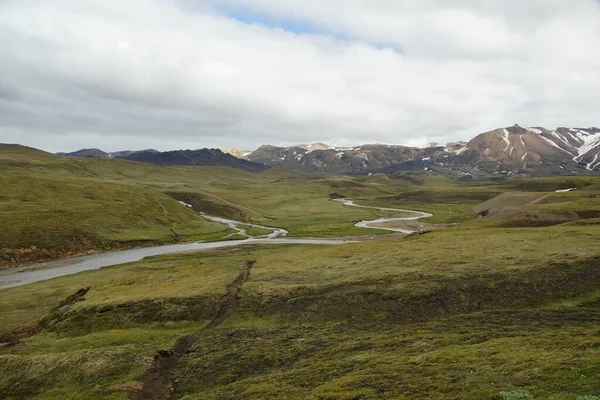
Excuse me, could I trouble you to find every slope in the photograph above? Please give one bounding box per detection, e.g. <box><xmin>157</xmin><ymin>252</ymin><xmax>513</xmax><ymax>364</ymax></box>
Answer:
<box><xmin>242</xmin><ymin>126</ymin><xmax>600</xmax><ymax>175</ymax></box>
<box><xmin>1</xmin><ymin>177</ymin><xmax>600</xmax><ymax>399</ymax></box>
<box><xmin>60</xmin><ymin>147</ymin><xmax>267</xmax><ymax>172</ymax></box>
<box><xmin>0</xmin><ymin>146</ymin><xmax>418</xmax><ymax>267</ymax></box>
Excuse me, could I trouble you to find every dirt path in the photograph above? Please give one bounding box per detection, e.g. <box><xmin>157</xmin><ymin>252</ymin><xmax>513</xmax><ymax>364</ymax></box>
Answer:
<box><xmin>155</xmin><ymin>200</ymin><xmax>180</xmax><ymax>239</ymax></box>
<box><xmin>129</xmin><ymin>260</ymin><xmax>255</xmax><ymax>400</ymax></box>
<box><xmin>525</xmin><ymin>193</ymin><xmax>554</xmax><ymax>206</ymax></box>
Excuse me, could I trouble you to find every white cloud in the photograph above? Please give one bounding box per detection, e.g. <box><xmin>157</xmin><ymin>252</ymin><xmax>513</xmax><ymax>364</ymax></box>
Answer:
<box><xmin>0</xmin><ymin>0</ymin><xmax>599</xmax><ymax>152</ymax></box>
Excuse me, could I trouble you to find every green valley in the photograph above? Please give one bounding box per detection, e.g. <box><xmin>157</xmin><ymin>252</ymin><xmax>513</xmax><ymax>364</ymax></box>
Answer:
<box><xmin>1</xmin><ymin>145</ymin><xmax>600</xmax><ymax>399</ymax></box>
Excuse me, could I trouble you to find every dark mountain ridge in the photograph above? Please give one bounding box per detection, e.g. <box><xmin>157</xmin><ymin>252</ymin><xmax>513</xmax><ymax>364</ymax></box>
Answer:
<box><xmin>58</xmin><ymin>148</ymin><xmax>267</xmax><ymax>172</ymax></box>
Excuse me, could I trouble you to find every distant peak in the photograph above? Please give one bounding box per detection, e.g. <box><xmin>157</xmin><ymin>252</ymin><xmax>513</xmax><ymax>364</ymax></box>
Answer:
<box><xmin>220</xmin><ymin>148</ymin><xmax>252</xmax><ymax>158</ymax></box>
<box><xmin>304</xmin><ymin>143</ymin><xmax>331</xmax><ymax>151</ymax></box>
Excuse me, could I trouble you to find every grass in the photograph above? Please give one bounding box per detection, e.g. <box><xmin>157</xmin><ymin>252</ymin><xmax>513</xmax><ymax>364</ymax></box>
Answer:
<box><xmin>2</xmin><ymin>215</ymin><xmax>600</xmax><ymax>398</ymax></box>
<box><xmin>0</xmin><ymin>146</ymin><xmax>416</xmax><ymax>267</ymax></box>
<box><xmin>172</xmin><ymin>310</ymin><xmax>599</xmax><ymax>400</ymax></box>
<box><xmin>0</xmin><ymin>171</ymin><xmax>231</xmax><ymax>267</ymax></box>
<box><xmin>0</xmin><ymin>321</ymin><xmax>210</xmax><ymax>400</ymax></box>
<box><xmin>0</xmin><ymin>251</ymin><xmax>250</xmax><ymax>332</ymax></box>
<box><xmin>1</xmin><ymin>145</ymin><xmax>600</xmax><ymax>399</ymax></box>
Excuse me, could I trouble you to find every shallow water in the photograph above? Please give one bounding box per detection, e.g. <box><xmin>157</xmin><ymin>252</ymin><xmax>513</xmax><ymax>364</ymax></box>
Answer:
<box><xmin>0</xmin><ymin>199</ymin><xmax>431</xmax><ymax>289</ymax></box>
<box><xmin>334</xmin><ymin>198</ymin><xmax>433</xmax><ymax>234</ymax></box>
<box><xmin>0</xmin><ymin>238</ymin><xmax>350</xmax><ymax>289</ymax></box>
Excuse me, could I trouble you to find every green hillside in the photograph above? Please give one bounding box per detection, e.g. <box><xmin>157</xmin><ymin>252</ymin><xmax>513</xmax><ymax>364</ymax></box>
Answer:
<box><xmin>0</xmin><ymin>145</ymin><xmax>440</xmax><ymax>267</ymax></box>
<box><xmin>1</xmin><ymin>145</ymin><xmax>600</xmax><ymax>399</ymax></box>
<box><xmin>0</xmin><ymin>146</ymin><xmax>232</xmax><ymax>267</ymax></box>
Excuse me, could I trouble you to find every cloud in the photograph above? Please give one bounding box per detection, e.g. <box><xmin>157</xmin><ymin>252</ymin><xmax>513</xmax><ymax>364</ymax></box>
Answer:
<box><xmin>0</xmin><ymin>0</ymin><xmax>599</xmax><ymax>152</ymax></box>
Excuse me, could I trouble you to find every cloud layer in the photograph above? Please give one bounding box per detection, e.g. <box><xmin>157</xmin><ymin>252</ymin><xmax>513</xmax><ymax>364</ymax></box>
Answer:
<box><xmin>0</xmin><ymin>0</ymin><xmax>599</xmax><ymax>152</ymax></box>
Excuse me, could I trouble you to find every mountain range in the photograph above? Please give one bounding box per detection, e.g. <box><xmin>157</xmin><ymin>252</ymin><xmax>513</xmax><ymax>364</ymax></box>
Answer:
<box><xmin>57</xmin><ymin>148</ymin><xmax>267</xmax><ymax>172</ymax></box>
<box><xmin>58</xmin><ymin>125</ymin><xmax>600</xmax><ymax>176</ymax></box>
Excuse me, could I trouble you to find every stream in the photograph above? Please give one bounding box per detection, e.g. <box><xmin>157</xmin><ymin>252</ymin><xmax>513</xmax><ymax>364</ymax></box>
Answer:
<box><xmin>0</xmin><ymin>199</ymin><xmax>432</xmax><ymax>289</ymax></box>
<box><xmin>334</xmin><ymin>199</ymin><xmax>433</xmax><ymax>234</ymax></box>
<box><xmin>178</xmin><ymin>202</ymin><xmax>289</xmax><ymax>239</ymax></box>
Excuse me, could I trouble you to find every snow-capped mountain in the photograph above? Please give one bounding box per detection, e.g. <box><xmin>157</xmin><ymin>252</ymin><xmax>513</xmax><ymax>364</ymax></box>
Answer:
<box><xmin>462</xmin><ymin>125</ymin><xmax>600</xmax><ymax>172</ymax></box>
<box><xmin>240</xmin><ymin>126</ymin><xmax>600</xmax><ymax>174</ymax></box>
<box><xmin>568</xmin><ymin>128</ymin><xmax>600</xmax><ymax>170</ymax></box>
<box><xmin>59</xmin><ymin>126</ymin><xmax>600</xmax><ymax>175</ymax></box>
<box><xmin>244</xmin><ymin>144</ymin><xmax>426</xmax><ymax>173</ymax></box>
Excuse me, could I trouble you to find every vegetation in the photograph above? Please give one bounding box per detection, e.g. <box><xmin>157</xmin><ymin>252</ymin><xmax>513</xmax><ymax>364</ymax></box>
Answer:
<box><xmin>0</xmin><ymin>145</ymin><xmax>418</xmax><ymax>267</ymax></box>
<box><xmin>1</xmin><ymin>144</ymin><xmax>600</xmax><ymax>399</ymax></box>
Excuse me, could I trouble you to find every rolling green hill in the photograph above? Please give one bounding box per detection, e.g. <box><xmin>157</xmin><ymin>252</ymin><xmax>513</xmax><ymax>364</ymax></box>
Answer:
<box><xmin>0</xmin><ymin>145</ymin><xmax>421</xmax><ymax>267</ymax></box>
<box><xmin>0</xmin><ymin>146</ymin><xmax>232</xmax><ymax>267</ymax></box>
<box><xmin>1</xmin><ymin>144</ymin><xmax>600</xmax><ymax>399</ymax></box>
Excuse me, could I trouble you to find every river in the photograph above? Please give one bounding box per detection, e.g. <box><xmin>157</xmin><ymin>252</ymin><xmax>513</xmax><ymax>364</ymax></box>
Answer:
<box><xmin>0</xmin><ymin>199</ymin><xmax>432</xmax><ymax>289</ymax></box>
<box><xmin>334</xmin><ymin>198</ymin><xmax>433</xmax><ymax>234</ymax></box>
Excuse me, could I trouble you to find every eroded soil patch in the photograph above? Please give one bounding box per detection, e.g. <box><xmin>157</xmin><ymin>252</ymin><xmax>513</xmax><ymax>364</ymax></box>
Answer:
<box><xmin>128</xmin><ymin>260</ymin><xmax>255</xmax><ymax>400</ymax></box>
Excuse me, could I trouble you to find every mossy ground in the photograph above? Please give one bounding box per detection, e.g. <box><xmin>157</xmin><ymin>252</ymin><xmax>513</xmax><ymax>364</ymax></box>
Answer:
<box><xmin>1</xmin><ymin>146</ymin><xmax>416</xmax><ymax>267</ymax></box>
<box><xmin>1</xmin><ymin>146</ymin><xmax>600</xmax><ymax>399</ymax></box>
<box><xmin>2</xmin><ymin>217</ymin><xmax>600</xmax><ymax>398</ymax></box>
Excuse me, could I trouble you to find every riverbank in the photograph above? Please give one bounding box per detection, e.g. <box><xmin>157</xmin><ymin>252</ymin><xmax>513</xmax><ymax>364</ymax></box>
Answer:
<box><xmin>334</xmin><ymin>198</ymin><xmax>434</xmax><ymax>234</ymax></box>
<box><xmin>0</xmin><ymin>199</ymin><xmax>432</xmax><ymax>289</ymax></box>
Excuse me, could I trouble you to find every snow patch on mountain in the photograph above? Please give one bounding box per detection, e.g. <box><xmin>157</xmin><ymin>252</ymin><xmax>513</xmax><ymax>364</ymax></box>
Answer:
<box><xmin>587</xmin><ymin>154</ymin><xmax>599</xmax><ymax>170</ymax></box>
<box><xmin>540</xmin><ymin>135</ymin><xmax>572</xmax><ymax>154</ymax></box>
<box><xmin>526</xmin><ymin>127</ymin><xmax>543</xmax><ymax>134</ymax></box>
<box><xmin>576</xmin><ymin>134</ymin><xmax>600</xmax><ymax>158</ymax></box>
<box><xmin>502</xmin><ymin>129</ymin><xmax>510</xmax><ymax>152</ymax></box>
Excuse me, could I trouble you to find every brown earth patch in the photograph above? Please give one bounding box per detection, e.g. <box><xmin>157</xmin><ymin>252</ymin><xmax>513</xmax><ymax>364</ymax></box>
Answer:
<box><xmin>473</xmin><ymin>192</ymin><xmax>549</xmax><ymax>215</ymax></box>
<box><xmin>473</xmin><ymin>192</ymin><xmax>583</xmax><ymax>227</ymax></box>
<box><xmin>128</xmin><ymin>260</ymin><xmax>255</xmax><ymax>400</ymax></box>
<box><xmin>490</xmin><ymin>208</ymin><xmax>577</xmax><ymax>227</ymax></box>
<box><xmin>167</xmin><ymin>192</ymin><xmax>251</xmax><ymax>222</ymax></box>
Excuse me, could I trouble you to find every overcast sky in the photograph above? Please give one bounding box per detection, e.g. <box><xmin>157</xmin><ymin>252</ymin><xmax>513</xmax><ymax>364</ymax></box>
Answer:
<box><xmin>1</xmin><ymin>0</ymin><xmax>599</xmax><ymax>152</ymax></box>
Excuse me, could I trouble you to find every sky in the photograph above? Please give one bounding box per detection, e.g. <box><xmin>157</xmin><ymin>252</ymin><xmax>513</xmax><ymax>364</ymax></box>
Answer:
<box><xmin>0</xmin><ymin>0</ymin><xmax>599</xmax><ymax>153</ymax></box>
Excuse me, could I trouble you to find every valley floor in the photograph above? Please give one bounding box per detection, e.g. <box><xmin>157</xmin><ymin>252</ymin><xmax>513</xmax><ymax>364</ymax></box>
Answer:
<box><xmin>2</xmin><ymin>219</ymin><xmax>600</xmax><ymax>399</ymax></box>
<box><xmin>1</xmin><ymin>147</ymin><xmax>600</xmax><ymax>399</ymax></box>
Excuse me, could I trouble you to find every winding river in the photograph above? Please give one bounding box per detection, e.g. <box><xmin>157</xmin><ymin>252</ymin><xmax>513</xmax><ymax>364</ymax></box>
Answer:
<box><xmin>0</xmin><ymin>199</ymin><xmax>432</xmax><ymax>289</ymax></box>
<box><xmin>334</xmin><ymin>199</ymin><xmax>433</xmax><ymax>234</ymax></box>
